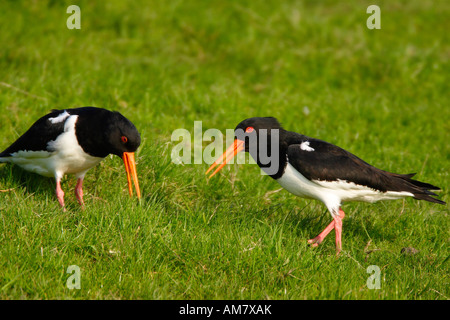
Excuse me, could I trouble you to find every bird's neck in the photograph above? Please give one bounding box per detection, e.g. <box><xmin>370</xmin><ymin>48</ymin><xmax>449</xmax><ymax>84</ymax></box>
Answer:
<box><xmin>249</xmin><ymin>129</ymin><xmax>302</xmax><ymax>180</ymax></box>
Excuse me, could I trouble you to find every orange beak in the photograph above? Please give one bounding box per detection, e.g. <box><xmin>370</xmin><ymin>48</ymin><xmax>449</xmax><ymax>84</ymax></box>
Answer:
<box><xmin>206</xmin><ymin>139</ymin><xmax>245</xmax><ymax>178</ymax></box>
<box><xmin>122</xmin><ymin>152</ymin><xmax>141</xmax><ymax>198</ymax></box>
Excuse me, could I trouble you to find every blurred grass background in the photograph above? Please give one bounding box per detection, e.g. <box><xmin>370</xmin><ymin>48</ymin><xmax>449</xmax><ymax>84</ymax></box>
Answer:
<box><xmin>0</xmin><ymin>0</ymin><xmax>448</xmax><ymax>299</ymax></box>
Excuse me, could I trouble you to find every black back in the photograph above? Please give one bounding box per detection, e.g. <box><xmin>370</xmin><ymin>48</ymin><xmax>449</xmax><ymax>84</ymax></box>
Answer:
<box><xmin>0</xmin><ymin>110</ymin><xmax>66</xmax><ymax>156</ymax></box>
<box><xmin>286</xmin><ymin>138</ymin><xmax>445</xmax><ymax>204</ymax></box>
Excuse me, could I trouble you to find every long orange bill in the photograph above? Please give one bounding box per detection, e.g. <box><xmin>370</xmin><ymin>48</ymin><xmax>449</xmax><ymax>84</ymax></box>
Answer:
<box><xmin>123</xmin><ymin>152</ymin><xmax>141</xmax><ymax>199</ymax></box>
<box><xmin>206</xmin><ymin>139</ymin><xmax>245</xmax><ymax>178</ymax></box>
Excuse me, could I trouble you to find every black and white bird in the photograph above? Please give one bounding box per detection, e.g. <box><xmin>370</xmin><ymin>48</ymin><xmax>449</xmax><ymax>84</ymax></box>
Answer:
<box><xmin>206</xmin><ymin>117</ymin><xmax>445</xmax><ymax>254</ymax></box>
<box><xmin>0</xmin><ymin>107</ymin><xmax>141</xmax><ymax>209</ymax></box>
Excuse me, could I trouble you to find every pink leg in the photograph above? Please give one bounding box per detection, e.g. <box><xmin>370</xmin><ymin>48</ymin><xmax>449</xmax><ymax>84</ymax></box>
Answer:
<box><xmin>334</xmin><ymin>214</ymin><xmax>343</xmax><ymax>255</ymax></box>
<box><xmin>75</xmin><ymin>177</ymin><xmax>85</xmax><ymax>208</ymax></box>
<box><xmin>308</xmin><ymin>209</ymin><xmax>345</xmax><ymax>253</ymax></box>
<box><xmin>56</xmin><ymin>180</ymin><xmax>66</xmax><ymax>210</ymax></box>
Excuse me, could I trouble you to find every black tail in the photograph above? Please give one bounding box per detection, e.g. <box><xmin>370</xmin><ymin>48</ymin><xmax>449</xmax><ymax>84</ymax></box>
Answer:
<box><xmin>390</xmin><ymin>173</ymin><xmax>446</xmax><ymax>205</ymax></box>
<box><xmin>0</xmin><ymin>151</ymin><xmax>10</xmax><ymax>160</ymax></box>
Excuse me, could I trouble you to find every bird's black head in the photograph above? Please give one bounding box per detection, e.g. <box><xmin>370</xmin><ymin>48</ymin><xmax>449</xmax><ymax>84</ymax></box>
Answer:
<box><xmin>235</xmin><ymin>117</ymin><xmax>283</xmax><ymax>133</ymax></box>
<box><xmin>206</xmin><ymin>117</ymin><xmax>286</xmax><ymax>178</ymax></box>
<box><xmin>72</xmin><ymin>107</ymin><xmax>140</xmax><ymax>158</ymax></box>
<box><xmin>103</xmin><ymin>110</ymin><xmax>141</xmax><ymax>199</ymax></box>
<box><xmin>234</xmin><ymin>117</ymin><xmax>283</xmax><ymax>152</ymax></box>
<box><xmin>105</xmin><ymin>112</ymin><xmax>141</xmax><ymax>157</ymax></box>
<box><xmin>72</xmin><ymin>106</ymin><xmax>142</xmax><ymax>198</ymax></box>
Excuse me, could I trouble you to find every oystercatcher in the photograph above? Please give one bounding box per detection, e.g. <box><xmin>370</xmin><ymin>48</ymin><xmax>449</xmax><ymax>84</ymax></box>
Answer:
<box><xmin>0</xmin><ymin>107</ymin><xmax>141</xmax><ymax>209</ymax></box>
<box><xmin>206</xmin><ymin>117</ymin><xmax>445</xmax><ymax>254</ymax></box>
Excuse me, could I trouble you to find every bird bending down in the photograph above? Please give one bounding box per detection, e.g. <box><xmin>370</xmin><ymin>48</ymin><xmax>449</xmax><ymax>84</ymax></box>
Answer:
<box><xmin>206</xmin><ymin>117</ymin><xmax>445</xmax><ymax>254</ymax></box>
<box><xmin>0</xmin><ymin>107</ymin><xmax>141</xmax><ymax>209</ymax></box>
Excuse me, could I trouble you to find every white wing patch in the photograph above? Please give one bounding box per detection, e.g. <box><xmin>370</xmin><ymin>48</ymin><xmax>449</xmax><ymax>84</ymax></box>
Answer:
<box><xmin>300</xmin><ymin>141</ymin><xmax>314</xmax><ymax>152</ymax></box>
<box><xmin>48</xmin><ymin>110</ymin><xmax>70</xmax><ymax>124</ymax></box>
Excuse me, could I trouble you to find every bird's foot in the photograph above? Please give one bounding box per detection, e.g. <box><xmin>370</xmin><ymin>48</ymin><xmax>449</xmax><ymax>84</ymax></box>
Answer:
<box><xmin>307</xmin><ymin>219</ymin><xmax>336</xmax><ymax>247</ymax></box>
<box><xmin>308</xmin><ymin>208</ymin><xmax>345</xmax><ymax>255</ymax></box>
<box><xmin>307</xmin><ymin>236</ymin><xmax>324</xmax><ymax>247</ymax></box>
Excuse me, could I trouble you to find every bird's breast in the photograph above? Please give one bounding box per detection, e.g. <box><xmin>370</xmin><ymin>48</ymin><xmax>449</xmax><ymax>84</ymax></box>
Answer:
<box><xmin>276</xmin><ymin>163</ymin><xmax>326</xmax><ymax>200</ymax></box>
<box><xmin>47</xmin><ymin>115</ymin><xmax>104</xmax><ymax>176</ymax></box>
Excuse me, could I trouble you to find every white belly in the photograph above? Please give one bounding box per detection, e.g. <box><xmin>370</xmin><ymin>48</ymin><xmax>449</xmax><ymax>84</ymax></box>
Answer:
<box><xmin>6</xmin><ymin>150</ymin><xmax>103</xmax><ymax>178</ymax></box>
<box><xmin>277</xmin><ymin>163</ymin><xmax>337</xmax><ymax>201</ymax></box>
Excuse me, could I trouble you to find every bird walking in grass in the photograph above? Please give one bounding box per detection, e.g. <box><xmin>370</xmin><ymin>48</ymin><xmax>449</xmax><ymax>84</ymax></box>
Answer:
<box><xmin>206</xmin><ymin>117</ymin><xmax>445</xmax><ymax>254</ymax></box>
<box><xmin>0</xmin><ymin>107</ymin><xmax>141</xmax><ymax>209</ymax></box>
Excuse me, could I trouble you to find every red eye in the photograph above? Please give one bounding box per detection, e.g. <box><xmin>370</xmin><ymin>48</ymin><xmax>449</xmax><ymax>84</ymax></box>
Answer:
<box><xmin>121</xmin><ymin>136</ymin><xmax>128</xmax><ymax>143</ymax></box>
<box><xmin>245</xmin><ymin>127</ymin><xmax>254</xmax><ymax>133</ymax></box>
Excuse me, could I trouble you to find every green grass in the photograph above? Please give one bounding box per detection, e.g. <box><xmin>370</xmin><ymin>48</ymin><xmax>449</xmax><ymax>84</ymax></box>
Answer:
<box><xmin>0</xmin><ymin>0</ymin><xmax>449</xmax><ymax>300</ymax></box>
